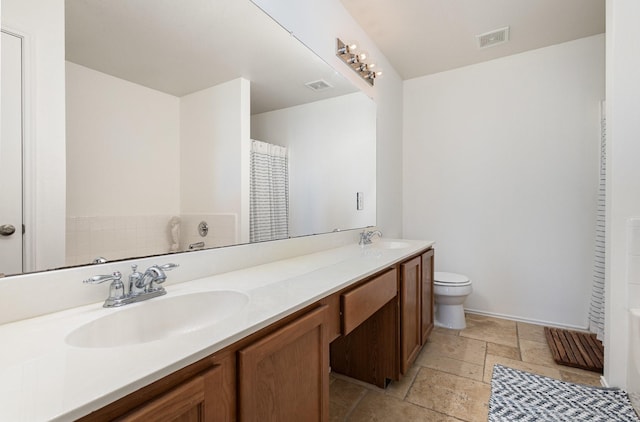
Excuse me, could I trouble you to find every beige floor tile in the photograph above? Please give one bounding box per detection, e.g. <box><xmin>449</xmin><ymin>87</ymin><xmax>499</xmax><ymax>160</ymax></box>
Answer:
<box><xmin>560</xmin><ymin>369</ymin><xmax>603</xmax><ymax>387</ymax></box>
<box><xmin>348</xmin><ymin>391</ymin><xmax>464</xmax><ymax>422</ymax></box>
<box><xmin>460</xmin><ymin>314</ymin><xmax>518</xmax><ymax>347</ymax></box>
<box><xmin>487</xmin><ymin>342</ymin><xmax>520</xmax><ymax>361</ymax></box>
<box><xmin>416</xmin><ymin>347</ymin><xmax>484</xmax><ymax>381</ymax></box>
<box><xmin>331</xmin><ymin>373</ymin><xmax>384</xmax><ymax>393</ymax></box>
<box><xmin>433</xmin><ymin>326</ymin><xmax>460</xmax><ymax>336</ymax></box>
<box><xmin>517</xmin><ymin>321</ymin><xmax>548</xmax><ymax>343</ymax></box>
<box><xmin>519</xmin><ymin>338</ymin><xmax>557</xmax><ymax>366</ymax></box>
<box><xmin>424</xmin><ymin>331</ymin><xmax>487</xmax><ymax>365</ymax></box>
<box><xmin>484</xmin><ymin>354</ymin><xmax>562</xmax><ymax>383</ymax></box>
<box><xmin>406</xmin><ymin>367</ymin><xmax>490</xmax><ymax>422</ymax></box>
<box><xmin>385</xmin><ymin>362</ymin><xmax>420</xmax><ymax>400</ymax></box>
<box><xmin>330</xmin><ymin>378</ymin><xmax>368</xmax><ymax>422</ymax></box>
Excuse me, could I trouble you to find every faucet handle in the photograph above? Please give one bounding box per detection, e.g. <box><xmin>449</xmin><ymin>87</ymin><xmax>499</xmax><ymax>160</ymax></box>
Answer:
<box><xmin>83</xmin><ymin>271</ymin><xmax>122</xmax><ymax>284</ymax></box>
<box><xmin>83</xmin><ymin>271</ymin><xmax>126</xmax><ymax>307</ymax></box>
<box><xmin>158</xmin><ymin>263</ymin><xmax>179</xmax><ymax>272</ymax></box>
<box><xmin>144</xmin><ymin>263</ymin><xmax>178</xmax><ymax>292</ymax></box>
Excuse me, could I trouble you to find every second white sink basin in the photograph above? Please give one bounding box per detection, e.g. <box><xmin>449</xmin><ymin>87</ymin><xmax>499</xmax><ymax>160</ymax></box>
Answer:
<box><xmin>66</xmin><ymin>291</ymin><xmax>249</xmax><ymax>348</ymax></box>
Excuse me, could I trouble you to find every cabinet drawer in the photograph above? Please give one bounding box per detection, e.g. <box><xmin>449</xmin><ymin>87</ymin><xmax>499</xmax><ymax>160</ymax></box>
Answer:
<box><xmin>341</xmin><ymin>268</ymin><xmax>397</xmax><ymax>335</ymax></box>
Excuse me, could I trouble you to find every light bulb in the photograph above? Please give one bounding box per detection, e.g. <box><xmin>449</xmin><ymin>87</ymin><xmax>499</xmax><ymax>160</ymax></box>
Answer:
<box><xmin>364</xmin><ymin>69</ymin><xmax>383</xmax><ymax>79</ymax></box>
<box><xmin>338</xmin><ymin>40</ymin><xmax>358</xmax><ymax>55</ymax></box>
<box><xmin>358</xmin><ymin>62</ymin><xmax>373</xmax><ymax>72</ymax></box>
<box><xmin>347</xmin><ymin>55</ymin><xmax>359</xmax><ymax>64</ymax></box>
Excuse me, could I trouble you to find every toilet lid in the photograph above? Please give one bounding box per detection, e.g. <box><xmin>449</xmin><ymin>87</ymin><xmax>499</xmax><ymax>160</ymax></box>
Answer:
<box><xmin>434</xmin><ymin>272</ymin><xmax>471</xmax><ymax>286</ymax></box>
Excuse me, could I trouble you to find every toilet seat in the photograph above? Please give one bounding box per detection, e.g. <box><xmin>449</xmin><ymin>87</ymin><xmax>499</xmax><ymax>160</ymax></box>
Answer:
<box><xmin>434</xmin><ymin>271</ymin><xmax>471</xmax><ymax>286</ymax></box>
<box><xmin>434</xmin><ymin>272</ymin><xmax>472</xmax><ymax>329</ymax></box>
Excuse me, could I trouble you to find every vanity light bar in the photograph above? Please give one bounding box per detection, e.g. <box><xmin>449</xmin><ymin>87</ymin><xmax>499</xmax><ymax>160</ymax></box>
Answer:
<box><xmin>336</xmin><ymin>38</ymin><xmax>382</xmax><ymax>86</ymax></box>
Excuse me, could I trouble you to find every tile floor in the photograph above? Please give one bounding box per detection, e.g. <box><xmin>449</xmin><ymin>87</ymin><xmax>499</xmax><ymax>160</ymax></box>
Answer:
<box><xmin>329</xmin><ymin>313</ymin><xmax>603</xmax><ymax>422</ymax></box>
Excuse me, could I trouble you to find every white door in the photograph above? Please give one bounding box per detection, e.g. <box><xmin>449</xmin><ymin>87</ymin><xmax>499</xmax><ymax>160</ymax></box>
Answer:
<box><xmin>0</xmin><ymin>30</ymin><xmax>23</xmax><ymax>276</ymax></box>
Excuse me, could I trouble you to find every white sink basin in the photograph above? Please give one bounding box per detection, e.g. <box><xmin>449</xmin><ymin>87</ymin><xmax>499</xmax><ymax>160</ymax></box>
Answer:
<box><xmin>66</xmin><ymin>291</ymin><xmax>249</xmax><ymax>348</ymax></box>
<box><xmin>373</xmin><ymin>241</ymin><xmax>411</xmax><ymax>249</ymax></box>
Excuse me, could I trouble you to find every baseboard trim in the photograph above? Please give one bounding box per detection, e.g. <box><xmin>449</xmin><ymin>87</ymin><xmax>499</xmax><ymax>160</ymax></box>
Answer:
<box><xmin>464</xmin><ymin>308</ymin><xmax>589</xmax><ymax>331</ymax></box>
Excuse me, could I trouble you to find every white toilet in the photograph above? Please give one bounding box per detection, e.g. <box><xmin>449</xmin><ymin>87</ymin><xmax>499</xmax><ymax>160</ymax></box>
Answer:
<box><xmin>434</xmin><ymin>272</ymin><xmax>473</xmax><ymax>330</ymax></box>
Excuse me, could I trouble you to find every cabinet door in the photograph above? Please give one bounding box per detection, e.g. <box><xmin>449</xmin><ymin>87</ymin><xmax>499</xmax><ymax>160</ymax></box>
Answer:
<box><xmin>238</xmin><ymin>305</ymin><xmax>329</xmax><ymax>422</ymax></box>
<box><xmin>400</xmin><ymin>256</ymin><xmax>422</xmax><ymax>374</ymax></box>
<box><xmin>118</xmin><ymin>365</ymin><xmax>222</xmax><ymax>422</ymax></box>
<box><xmin>421</xmin><ymin>249</ymin><xmax>435</xmax><ymax>345</ymax></box>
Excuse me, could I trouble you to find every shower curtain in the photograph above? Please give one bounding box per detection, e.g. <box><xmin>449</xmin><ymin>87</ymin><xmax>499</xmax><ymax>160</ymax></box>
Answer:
<box><xmin>588</xmin><ymin>101</ymin><xmax>606</xmax><ymax>341</ymax></box>
<box><xmin>249</xmin><ymin>139</ymin><xmax>289</xmax><ymax>242</ymax></box>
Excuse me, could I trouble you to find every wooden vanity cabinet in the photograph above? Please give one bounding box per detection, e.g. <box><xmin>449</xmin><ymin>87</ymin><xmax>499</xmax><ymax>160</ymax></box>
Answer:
<box><xmin>78</xmin><ymin>352</ymin><xmax>235</xmax><ymax>422</ymax></box>
<box><xmin>399</xmin><ymin>256</ymin><xmax>422</xmax><ymax>374</ymax></box>
<box><xmin>238</xmin><ymin>305</ymin><xmax>329</xmax><ymax>422</ymax></box>
<box><xmin>340</xmin><ymin>268</ymin><xmax>397</xmax><ymax>336</ymax></box>
<box><xmin>330</xmin><ymin>268</ymin><xmax>399</xmax><ymax>387</ymax></box>
<box><xmin>421</xmin><ymin>248</ymin><xmax>435</xmax><ymax>345</ymax></box>
<box><xmin>331</xmin><ymin>247</ymin><xmax>435</xmax><ymax>385</ymax></box>
<box><xmin>79</xmin><ymin>247</ymin><xmax>434</xmax><ymax>421</ymax></box>
<box><xmin>79</xmin><ymin>305</ymin><xmax>328</xmax><ymax>422</ymax></box>
<box><xmin>117</xmin><ymin>365</ymin><xmax>222</xmax><ymax>422</ymax></box>
<box><xmin>398</xmin><ymin>248</ymin><xmax>435</xmax><ymax>374</ymax></box>
<box><xmin>319</xmin><ymin>294</ymin><xmax>341</xmax><ymax>342</ymax></box>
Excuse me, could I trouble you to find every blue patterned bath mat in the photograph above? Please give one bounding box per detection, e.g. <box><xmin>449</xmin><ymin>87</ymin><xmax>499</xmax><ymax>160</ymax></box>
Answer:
<box><xmin>489</xmin><ymin>364</ymin><xmax>640</xmax><ymax>421</ymax></box>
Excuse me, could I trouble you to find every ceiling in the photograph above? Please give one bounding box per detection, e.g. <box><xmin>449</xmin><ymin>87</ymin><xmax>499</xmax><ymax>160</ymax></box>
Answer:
<box><xmin>65</xmin><ymin>0</ymin><xmax>356</xmax><ymax>114</ymax></box>
<box><xmin>339</xmin><ymin>0</ymin><xmax>605</xmax><ymax>80</ymax></box>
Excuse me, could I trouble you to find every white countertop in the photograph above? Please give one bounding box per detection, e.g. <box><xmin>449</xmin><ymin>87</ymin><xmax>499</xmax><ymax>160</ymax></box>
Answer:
<box><xmin>0</xmin><ymin>239</ymin><xmax>433</xmax><ymax>421</ymax></box>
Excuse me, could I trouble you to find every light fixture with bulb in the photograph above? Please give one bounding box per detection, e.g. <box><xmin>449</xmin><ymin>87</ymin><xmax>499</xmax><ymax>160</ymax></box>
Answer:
<box><xmin>337</xmin><ymin>41</ymin><xmax>357</xmax><ymax>55</ymax></box>
<box><xmin>336</xmin><ymin>38</ymin><xmax>382</xmax><ymax>86</ymax></box>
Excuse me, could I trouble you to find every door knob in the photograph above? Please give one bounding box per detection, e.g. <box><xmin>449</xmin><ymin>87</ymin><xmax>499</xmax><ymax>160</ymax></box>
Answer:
<box><xmin>0</xmin><ymin>224</ymin><xmax>16</xmax><ymax>236</ymax></box>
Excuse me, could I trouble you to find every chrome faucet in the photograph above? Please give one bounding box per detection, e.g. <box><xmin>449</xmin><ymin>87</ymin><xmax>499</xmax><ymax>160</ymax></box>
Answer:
<box><xmin>359</xmin><ymin>229</ymin><xmax>382</xmax><ymax>245</ymax></box>
<box><xmin>142</xmin><ymin>264</ymin><xmax>176</xmax><ymax>292</ymax></box>
<box><xmin>84</xmin><ymin>263</ymin><xmax>179</xmax><ymax>308</ymax></box>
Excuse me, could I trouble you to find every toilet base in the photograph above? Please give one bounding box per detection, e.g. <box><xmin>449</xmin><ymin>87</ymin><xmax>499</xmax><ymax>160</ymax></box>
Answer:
<box><xmin>435</xmin><ymin>303</ymin><xmax>467</xmax><ymax>330</ymax></box>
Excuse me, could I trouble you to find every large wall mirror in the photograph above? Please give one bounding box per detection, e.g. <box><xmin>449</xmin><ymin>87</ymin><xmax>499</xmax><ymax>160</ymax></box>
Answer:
<box><xmin>0</xmin><ymin>0</ymin><xmax>376</xmax><ymax>277</ymax></box>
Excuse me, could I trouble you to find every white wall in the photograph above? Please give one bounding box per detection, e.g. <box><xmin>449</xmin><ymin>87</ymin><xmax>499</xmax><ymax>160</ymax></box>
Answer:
<box><xmin>403</xmin><ymin>35</ymin><xmax>605</xmax><ymax>328</ymax></box>
<box><xmin>180</xmin><ymin>78</ymin><xmax>251</xmax><ymax>244</ymax></box>
<box><xmin>605</xmin><ymin>0</ymin><xmax>640</xmax><ymax>390</ymax></box>
<box><xmin>2</xmin><ymin>0</ymin><xmax>66</xmax><ymax>272</ymax></box>
<box><xmin>65</xmin><ymin>62</ymin><xmax>181</xmax><ymax>265</ymax></box>
<box><xmin>251</xmin><ymin>0</ymin><xmax>404</xmax><ymax>238</ymax></box>
<box><xmin>251</xmin><ymin>92</ymin><xmax>376</xmax><ymax>236</ymax></box>
<box><xmin>66</xmin><ymin>62</ymin><xmax>181</xmax><ymax>217</ymax></box>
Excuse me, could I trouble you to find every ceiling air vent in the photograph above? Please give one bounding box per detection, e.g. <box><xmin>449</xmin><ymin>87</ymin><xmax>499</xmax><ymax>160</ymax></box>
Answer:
<box><xmin>476</xmin><ymin>26</ymin><xmax>510</xmax><ymax>49</ymax></box>
<box><xmin>305</xmin><ymin>79</ymin><xmax>333</xmax><ymax>92</ymax></box>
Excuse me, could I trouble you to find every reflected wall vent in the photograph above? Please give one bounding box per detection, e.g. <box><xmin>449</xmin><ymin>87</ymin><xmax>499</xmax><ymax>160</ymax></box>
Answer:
<box><xmin>305</xmin><ymin>79</ymin><xmax>333</xmax><ymax>91</ymax></box>
<box><xmin>476</xmin><ymin>26</ymin><xmax>510</xmax><ymax>49</ymax></box>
